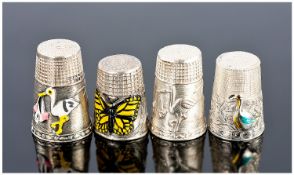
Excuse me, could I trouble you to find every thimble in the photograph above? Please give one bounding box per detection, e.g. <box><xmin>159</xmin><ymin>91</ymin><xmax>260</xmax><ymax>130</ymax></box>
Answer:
<box><xmin>31</xmin><ymin>39</ymin><xmax>92</xmax><ymax>142</ymax></box>
<box><xmin>151</xmin><ymin>134</ymin><xmax>205</xmax><ymax>172</ymax></box>
<box><xmin>208</xmin><ymin>51</ymin><xmax>265</xmax><ymax>141</ymax></box>
<box><xmin>95</xmin><ymin>134</ymin><xmax>148</xmax><ymax>172</ymax></box>
<box><xmin>33</xmin><ymin>135</ymin><xmax>91</xmax><ymax>172</ymax></box>
<box><xmin>94</xmin><ymin>54</ymin><xmax>148</xmax><ymax>140</ymax></box>
<box><xmin>209</xmin><ymin>132</ymin><xmax>263</xmax><ymax>172</ymax></box>
<box><xmin>150</xmin><ymin>44</ymin><xmax>206</xmax><ymax>141</ymax></box>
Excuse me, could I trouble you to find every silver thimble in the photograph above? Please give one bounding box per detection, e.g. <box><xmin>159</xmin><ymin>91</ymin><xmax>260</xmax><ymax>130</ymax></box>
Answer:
<box><xmin>94</xmin><ymin>54</ymin><xmax>148</xmax><ymax>140</ymax></box>
<box><xmin>208</xmin><ymin>51</ymin><xmax>265</xmax><ymax>141</ymax></box>
<box><xmin>31</xmin><ymin>39</ymin><xmax>92</xmax><ymax>142</ymax></box>
<box><xmin>33</xmin><ymin>135</ymin><xmax>91</xmax><ymax>172</ymax></box>
<box><xmin>150</xmin><ymin>44</ymin><xmax>206</xmax><ymax>141</ymax></box>
<box><xmin>151</xmin><ymin>134</ymin><xmax>205</xmax><ymax>172</ymax></box>
<box><xmin>209</xmin><ymin>132</ymin><xmax>263</xmax><ymax>172</ymax></box>
<box><xmin>95</xmin><ymin>135</ymin><xmax>148</xmax><ymax>172</ymax></box>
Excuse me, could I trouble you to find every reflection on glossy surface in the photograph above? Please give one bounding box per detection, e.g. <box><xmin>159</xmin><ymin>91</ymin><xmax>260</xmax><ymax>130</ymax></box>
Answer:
<box><xmin>151</xmin><ymin>133</ymin><xmax>205</xmax><ymax>172</ymax></box>
<box><xmin>33</xmin><ymin>134</ymin><xmax>91</xmax><ymax>172</ymax></box>
<box><xmin>209</xmin><ymin>132</ymin><xmax>263</xmax><ymax>172</ymax></box>
<box><xmin>95</xmin><ymin>134</ymin><xmax>148</xmax><ymax>172</ymax></box>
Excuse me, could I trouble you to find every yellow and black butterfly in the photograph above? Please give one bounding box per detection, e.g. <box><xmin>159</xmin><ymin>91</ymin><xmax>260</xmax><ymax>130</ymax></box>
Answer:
<box><xmin>94</xmin><ymin>90</ymin><xmax>141</xmax><ymax>135</ymax></box>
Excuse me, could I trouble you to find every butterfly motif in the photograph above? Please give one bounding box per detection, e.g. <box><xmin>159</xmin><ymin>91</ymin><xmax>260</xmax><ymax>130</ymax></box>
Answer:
<box><xmin>94</xmin><ymin>90</ymin><xmax>141</xmax><ymax>135</ymax></box>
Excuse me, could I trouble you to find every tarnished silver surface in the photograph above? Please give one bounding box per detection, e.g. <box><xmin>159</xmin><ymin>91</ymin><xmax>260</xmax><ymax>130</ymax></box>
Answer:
<box><xmin>95</xmin><ymin>134</ymin><xmax>148</xmax><ymax>172</ymax></box>
<box><xmin>94</xmin><ymin>54</ymin><xmax>148</xmax><ymax>140</ymax></box>
<box><xmin>209</xmin><ymin>132</ymin><xmax>263</xmax><ymax>173</ymax></box>
<box><xmin>150</xmin><ymin>44</ymin><xmax>206</xmax><ymax>141</ymax></box>
<box><xmin>32</xmin><ymin>39</ymin><xmax>92</xmax><ymax>142</ymax></box>
<box><xmin>208</xmin><ymin>51</ymin><xmax>264</xmax><ymax>141</ymax></box>
<box><xmin>33</xmin><ymin>134</ymin><xmax>91</xmax><ymax>172</ymax></box>
<box><xmin>151</xmin><ymin>133</ymin><xmax>205</xmax><ymax>172</ymax></box>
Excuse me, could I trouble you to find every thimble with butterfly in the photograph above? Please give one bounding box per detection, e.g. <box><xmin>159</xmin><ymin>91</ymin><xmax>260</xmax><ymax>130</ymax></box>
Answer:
<box><xmin>31</xmin><ymin>39</ymin><xmax>92</xmax><ymax>142</ymax></box>
<box><xmin>94</xmin><ymin>54</ymin><xmax>148</xmax><ymax>141</ymax></box>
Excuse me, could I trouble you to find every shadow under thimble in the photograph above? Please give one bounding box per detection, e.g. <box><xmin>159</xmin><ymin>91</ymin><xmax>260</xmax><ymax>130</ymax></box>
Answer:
<box><xmin>33</xmin><ymin>134</ymin><xmax>92</xmax><ymax>172</ymax></box>
<box><xmin>208</xmin><ymin>51</ymin><xmax>265</xmax><ymax>141</ymax></box>
<box><xmin>151</xmin><ymin>133</ymin><xmax>205</xmax><ymax>172</ymax></box>
<box><xmin>95</xmin><ymin>134</ymin><xmax>148</xmax><ymax>172</ymax></box>
<box><xmin>94</xmin><ymin>54</ymin><xmax>148</xmax><ymax>141</ymax></box>
<box><xmin>209</xmin><ymin>132</ymin><xmax>263</xmax><ymax>173</ymax></box>
<box><xmin>150</xmin><ymin>44</ymin><xmax>207</xmax><ymax>141</ymax></box>
<box><xmin>31</xmin><ymin>39</ymin><xmax>92</xmax><ymax>143</ymax></box>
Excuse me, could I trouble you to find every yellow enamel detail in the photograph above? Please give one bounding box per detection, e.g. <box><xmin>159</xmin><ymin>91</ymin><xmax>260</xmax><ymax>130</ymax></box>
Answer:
<box><xmin>50</xmin><ymin>115</ymin><xmax>69</xmax><ymax>135</ymax></box>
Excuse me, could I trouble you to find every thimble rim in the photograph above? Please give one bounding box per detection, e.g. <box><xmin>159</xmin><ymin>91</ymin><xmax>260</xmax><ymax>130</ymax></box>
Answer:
<box><xmin>216</xmin><ymin>51</ymin><xmax>261</xmax><ymax>71</ymax></box>
<box><xmin>36</xmin><ymin>38</ymin><xmax>81</xmax><ymax>60</ymax></box>
<box><xmin>157</xmin><ymin>44</ymin><xmax>202</xmax><ymax>63</ymax></box>
<box><xmin>98</xmin><ymin>54</ymin><xmax>142</xmax><ymax>74</ymax></box>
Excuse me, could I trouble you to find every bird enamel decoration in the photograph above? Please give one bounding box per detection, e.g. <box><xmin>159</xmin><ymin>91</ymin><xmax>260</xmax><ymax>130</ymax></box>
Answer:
<box><xmin>229</xmin><ymin>95</ymin><xmax>256</xmax><ymax>130</ymax></box>
<box><xmin>34</xmin><ymin>87</ymin><xmax>79</xmax><ymax>135</ymax></box>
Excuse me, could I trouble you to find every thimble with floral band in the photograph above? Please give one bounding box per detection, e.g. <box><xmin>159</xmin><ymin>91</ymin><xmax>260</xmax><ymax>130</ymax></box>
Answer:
<box><xmin>208</xmin><ymin>51</ymin><xmax>265</xmax><ymax>141</ymax></box>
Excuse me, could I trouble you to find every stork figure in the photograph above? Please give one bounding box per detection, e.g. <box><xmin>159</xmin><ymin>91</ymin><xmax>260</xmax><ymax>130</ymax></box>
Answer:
<box><xmin>169</xmin><ymin>98</ymin><xmax>196</xmax><ymax>133</ymax></box>
<box><xmin>229</xmin><ymin>95</ymin><xmax>255</xmax><ymax>130</ymax></box>
<box><xmin>33</xmin><ymin>94</ymin><xmax>49</xmax><ymax>123</ymax></box>
<box><xmin>38</xmin><ymin>87</ymin><xmax>79</xmax><ymax>135</ymax></box>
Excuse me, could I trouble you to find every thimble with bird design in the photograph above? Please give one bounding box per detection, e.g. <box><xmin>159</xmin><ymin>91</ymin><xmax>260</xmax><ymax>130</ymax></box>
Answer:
<box><xmin>31</xmin><ymin>39</ymin><xmax>92</xmax><ymax>142</ymax></box>
<box><xmin>94</xmin><ymin>54</ymin><xmax>148</xmax><ymax>141</ymax></box>
<box><xmin>150</xmin><ymin>44</ymin><xmax>206</xmax><ymax>141</ymax></box>
<box><xmin>208</xmin><ymin>51</ymin><xmax>265</xmax><ymax>141</ymax></box>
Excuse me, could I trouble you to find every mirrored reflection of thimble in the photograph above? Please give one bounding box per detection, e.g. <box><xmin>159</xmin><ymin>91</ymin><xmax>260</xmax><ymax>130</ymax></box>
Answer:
<box><xmin>151</xmin><ymin>134</ymin><xmax>205</xmax><ymax>172</ymax></box>
<box><xmin>209</xmin><ymin>132</ymin><xmax>263</xmax><ymax>173</ymax></box>
<box><xmin>150</xmin><ymin>44</ymin><xmax>206</xmax><ymax>141</ymax></box>
<box><xmin>33</xmin><ymin>135</ymin><xmax>92</xmax><ymax>172</ymax></box>
<box><xmin>208</xmin><ymin>51</ymin><xmax>265</xmax><ymax>141</ymax></box>
<box><xmin>31</xmin><ymin>39</ymin><xmax>92</xmax><ymax>142</ymax></box>
<box><xmin>94</xmin><ymin>54</ymin><xmax>148</xmax><ymax>141</ymax></box>
<box><xmin>95</xmin><ymin>134</ymin><xmax>148</xmax><ymax>172</ymax></box>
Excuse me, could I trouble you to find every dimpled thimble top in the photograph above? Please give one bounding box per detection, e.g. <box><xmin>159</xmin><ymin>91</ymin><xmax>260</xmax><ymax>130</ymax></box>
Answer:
<box><xmin>155</xmin><ymin>44</ymin><xmax>203</xmax><ymax>84</ymax></box>
<box><xmin>214</xmin><ymin>51</ymin><xmax>262</xmax><ymax>98</ymax></box>
<box><xmin>97</xmin><ymin>54</ymin><xmax>144</xmax><ymax>96</ymax></box>
<box><xmin>35</xmin><ymin>39</ymin><xmax>84</xmax><ymax>87</ymax></box>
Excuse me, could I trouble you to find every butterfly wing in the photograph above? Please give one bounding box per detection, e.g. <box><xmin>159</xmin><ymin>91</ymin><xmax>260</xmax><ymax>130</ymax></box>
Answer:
<box><xmin>113</xmin><ymin>95</ymin><xmax>141</xmax><ymax>135</ymax></box>
<box><xmin>94</xmin><ymin>90</ymin><xmax>110</xmax><ymax>133</ymax></box>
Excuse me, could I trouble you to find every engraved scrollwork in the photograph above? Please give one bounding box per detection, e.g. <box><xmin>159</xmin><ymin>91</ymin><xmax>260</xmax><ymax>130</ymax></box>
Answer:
<box><xmin>209</xmin><ymin>94</ymin><xmax>264</xmax><ymax>141</ymax></box>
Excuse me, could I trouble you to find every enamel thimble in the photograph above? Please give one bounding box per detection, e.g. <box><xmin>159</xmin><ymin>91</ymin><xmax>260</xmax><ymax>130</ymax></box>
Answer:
<box><xmin>208</xmin><ymin>51</ymin><xmax>265</xmax><ymax>141</ymax></box>
<box><xmin>31</xmin><ymin>39</ymin><xmax>92</xmax><ymax>142</ymax></box>
<box><xmin>209</xmin><ymin>133</ymin><xmax>263</xmax><ymax>172</ymax></box>
<box><xmin>150</xmin><ymin>44</ymin><xmax>206</xmax><ymax>141</ymax></box>
<box><xmin>94</xmin><ymin>54</ymin><xmax>148</xmax><ymax>141</ymax></box>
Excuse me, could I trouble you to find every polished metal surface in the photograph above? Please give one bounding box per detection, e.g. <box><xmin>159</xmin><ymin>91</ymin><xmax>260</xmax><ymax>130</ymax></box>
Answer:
<box><xmin>95</xmin><ymin>135</ymin><xmax>148</xmax><ymax>172</ymax></box>
<box><xmin>150</xmin><ymin>44</ymin><xmax>206</xmax><ymax>141</ymax></box>
<box><xmin>209</xmin><ymin>51</ymin><xmax>264</xmax><ymax>141</ymax></box>
<box><xmin>209</xmin><ymin>132</ymin><xmax>263</xmax><ymax>172</ymax></box>
<box><xmin>32</xmin><ymin>39</ymin><xmax>92</xmax><ymax>142</ymax></box>
<box><xmin>94</xmin><ymin>54</ymin><xmax>148</xmax><ymax>140</ymax></box>
<box><xmin>151</xmin><ymin>133</ymin><xmax>205</xmax><ymax>172</ymax></box>
<box><xmin>33</xmin><ymin>134</ymin><xmax>91</xmax><ymax>172</ymax></box>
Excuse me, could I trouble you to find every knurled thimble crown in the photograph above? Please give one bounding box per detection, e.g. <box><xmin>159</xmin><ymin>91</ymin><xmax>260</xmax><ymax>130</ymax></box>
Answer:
<box><xmin>35</xmin><ymin>39</ymin><xmax>84</xmax><ymax>87</ymax></box>
<box><xmin>155</xmin><ymin>44</ymin><xmax>203</xmax><ymax>84</ymax></box>
<box><xmin>213</xmin><ymin>51</ymin><xmax>261</xmax><ymax>98</ymax></box>
<box><xmin>97</xmin><ymin>54</ymin><xmax>144</xmax><ymax>96</ymax></box>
